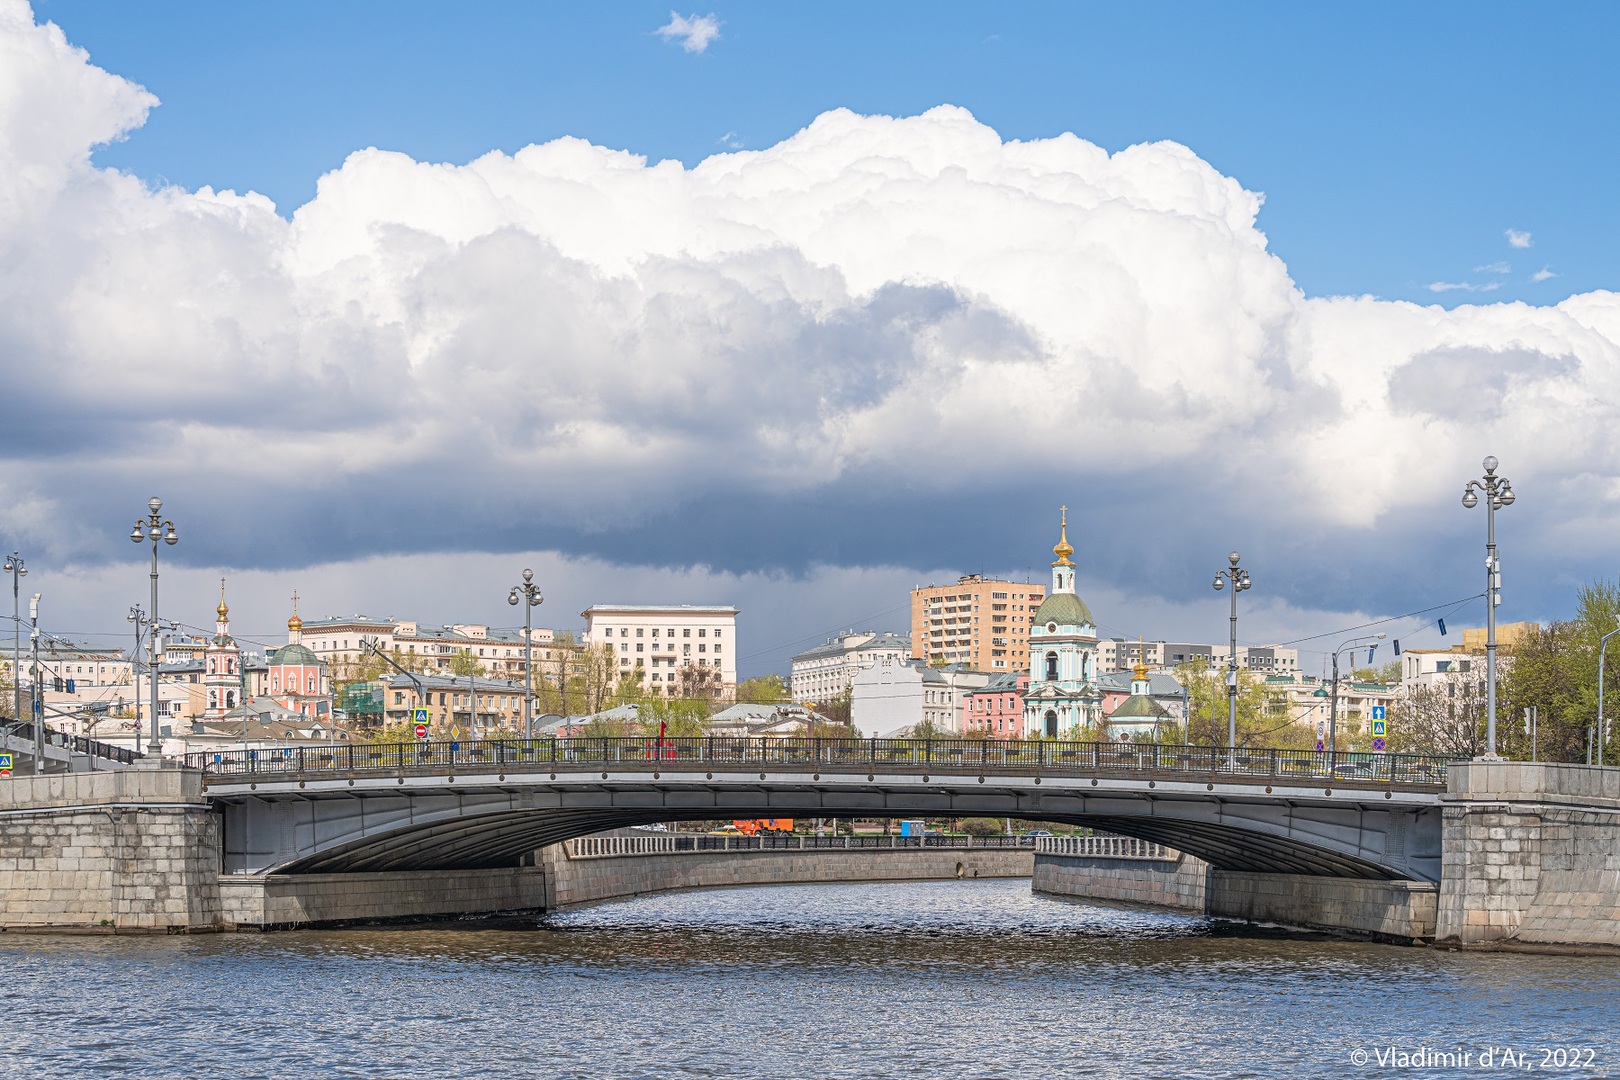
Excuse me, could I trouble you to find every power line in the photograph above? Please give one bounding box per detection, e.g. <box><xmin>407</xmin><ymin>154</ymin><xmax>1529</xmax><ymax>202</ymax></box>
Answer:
<box><xmin>1275</xmin><ymin>593</ymin><xmax>1485</xmax><ymax>648</ymax></box>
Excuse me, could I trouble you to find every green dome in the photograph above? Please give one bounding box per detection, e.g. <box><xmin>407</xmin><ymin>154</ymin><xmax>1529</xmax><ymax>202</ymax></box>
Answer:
<box><xmin>271</xmin><ymin>643</ymin><xmax>321</xmax><ymax>667</ymax></box>
<box><xmin>1110</xmin><ymin>695</ymin><xmax>1170</xmax><ymax>719</ymax></box>
<box><xmin>1033</xmin><ymin>591</ymin><xmax>1093</xmax><ymax>629</ymax></box>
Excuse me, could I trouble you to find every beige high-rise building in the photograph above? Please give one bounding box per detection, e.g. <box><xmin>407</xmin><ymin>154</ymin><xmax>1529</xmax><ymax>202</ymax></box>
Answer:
<box><xmin>909</xmin><ymin>575</ymin><xmax>1045</xmax><ymax>673</ymax></box>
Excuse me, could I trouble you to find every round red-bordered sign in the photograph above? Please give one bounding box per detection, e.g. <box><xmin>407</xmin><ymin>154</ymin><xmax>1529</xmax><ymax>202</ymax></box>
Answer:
<box><xmin>414</xmin><ymin>723</ymin><xmax>428</xmax><ymax>739</ymax></box>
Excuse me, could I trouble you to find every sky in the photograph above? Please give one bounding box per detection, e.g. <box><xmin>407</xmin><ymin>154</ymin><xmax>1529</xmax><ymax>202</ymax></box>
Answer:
<box><xmin>2</xmin><ymin>1</ymin><xmax>1618</xmax><ymax>678</ymax></box>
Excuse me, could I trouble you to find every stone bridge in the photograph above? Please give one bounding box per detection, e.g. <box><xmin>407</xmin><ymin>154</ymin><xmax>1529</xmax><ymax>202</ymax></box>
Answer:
<box><xmin>194</xmin><ymin>737</ymin><xmax>1452</xmax><ymax>881</ymax></box>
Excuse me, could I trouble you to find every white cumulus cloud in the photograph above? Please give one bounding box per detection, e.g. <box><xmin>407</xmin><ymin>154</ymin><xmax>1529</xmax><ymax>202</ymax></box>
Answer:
<box><xmin>1427</xmin><ymin>280</ymin><xmax>1503</xmax><ymax>293</ymax></box>
<box><xmin>1506</xmin><ymin>228</ymin><xmax>1533</xmax><ymax>248</ymax></box>
<box><xmin>656</xmin><ymin>11</ymin><xmax>721</xmax><ymax>53</ymax></box>
<box><xmin>2</xmin><ymin>0</ymin><xmax>1618</xmax><ymax>637</ymax></box>
<box><xmin>1532</xmin><ymin>267</ymin><xmax>1558</xmax><ymax>282</ymax></box>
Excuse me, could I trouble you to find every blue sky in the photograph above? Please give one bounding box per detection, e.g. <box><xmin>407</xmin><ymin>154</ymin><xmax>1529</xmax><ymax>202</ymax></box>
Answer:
<box><xmin>4</xmin><ymin>2</ymin><xmax>1619</xmax><ymax>678</ymax></box>
<box><xmin>42</xmin><ymin>1</ymin><xmax>1615</xmax><ymax>305</ymax></box>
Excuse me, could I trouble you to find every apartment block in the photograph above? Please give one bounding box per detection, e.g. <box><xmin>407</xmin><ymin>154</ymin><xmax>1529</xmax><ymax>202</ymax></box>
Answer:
<box><xmin>790</xmin><ymin>631</ymin><xmax>911</xmax><ymax>704</ymax></box>
<box><xmin>581</xmin><ymin>604</ymin><xmax>738</xmax><ymax>693</ymax></box>
<box><xmin>910</xmin><ymin>575</ymin><xmax>1046</xmax><ymax>673</ymax></box>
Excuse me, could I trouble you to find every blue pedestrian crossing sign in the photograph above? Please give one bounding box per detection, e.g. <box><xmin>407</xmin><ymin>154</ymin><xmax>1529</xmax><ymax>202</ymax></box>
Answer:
<box><xmin>1371</xmin><ymin>705</ymin><xmax>1386</xmax><ymax>721</ymax></box>
<box><xmin>413</xmin><ymin>708</ymin><xmax>429</xmax><ymax>725</ymax></box>
<box><xmin>1372</xmin><ymin>719</ymin><xmax>1387</xmax><ymax>737</ymax></box>
<box><xmin>0</xmin><ymin>752</ymin><xmax>12</xmax><ymax>774</ymax></box>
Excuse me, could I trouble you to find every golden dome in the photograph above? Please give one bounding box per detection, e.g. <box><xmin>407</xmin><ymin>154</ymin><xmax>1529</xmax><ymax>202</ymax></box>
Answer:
<box><xmin>287</xmin><ymin>589</ymin><xmax>302</xmax><ymax>633</ymax></box>
<box><xmin>216</xmin><ymin>579</ymin><xmax>229</xmax><ymax>620</ymax></box>
<box><xmin>1052</xmin><ymin>505</ymin><xmax>1074</xmax><ymax>567</ymax></box>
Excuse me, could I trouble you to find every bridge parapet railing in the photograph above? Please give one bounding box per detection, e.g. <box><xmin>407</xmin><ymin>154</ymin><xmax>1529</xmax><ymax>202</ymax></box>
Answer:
<box><xmin>1035</xmin><ymin>835</ymin><xmax>1176</xmax><ymax>860</ymax></box>
<box><xmin>186</xmin><ymin>737</ymin><xmax>1456</xmax><ymax>787</ymax></box>
<box><xmin>2</xmin><ymin>719</ymin><xmax>141</xmax><ymax>766</ymax></box>
<box><xmin>564</xmin><ymin>833</ymin><xmax>1033</xmax><ymax>858</ymax></box>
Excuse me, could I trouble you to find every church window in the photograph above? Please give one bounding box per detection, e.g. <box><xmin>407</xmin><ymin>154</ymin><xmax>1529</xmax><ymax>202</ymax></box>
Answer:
<box><xmin>1045</xmin><ymin>653</ymin><xmax>1059</xmax><ymax>681</ymax></box>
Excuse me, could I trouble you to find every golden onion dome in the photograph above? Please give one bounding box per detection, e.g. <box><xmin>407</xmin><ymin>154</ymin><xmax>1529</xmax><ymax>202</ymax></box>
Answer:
<box><xmin>1052</xmin><ymin>506</ymin><xmax>1075</xmax><ymax>567</ymax></box>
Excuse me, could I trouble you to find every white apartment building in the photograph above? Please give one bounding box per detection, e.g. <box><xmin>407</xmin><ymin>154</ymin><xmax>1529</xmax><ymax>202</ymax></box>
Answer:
<box><xmin>850</xmin><ymin>659</ymin><xmax>992</xmax><ymax>737</ymax></box>
<box><xmin>298</xmin><ymin>616</ymin><xmax>561</xmax><ymax>678</ymax></box>
<box><xmin>581</xmin><ymin>604</ymin><xmax>738</xmax><ymax>692</ymax></box>
<box><xmin>789</xmin><ymin>631</ymin><xmax>911</xmax><ymax>704</ymax></box>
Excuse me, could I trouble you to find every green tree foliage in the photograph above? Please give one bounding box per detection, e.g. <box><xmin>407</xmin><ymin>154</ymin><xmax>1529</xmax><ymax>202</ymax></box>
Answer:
<box><xmin>1386</xmin><ymin>676</ymin><xmax>1486</xmax><ymax>757</ymax></box>
<box><xmin>736</xmin><ymin>674</ymin><xmax>788</xmax><ymax>705</ymax></box>
<box><xmin>960</xmin><ymin>817</ymin><xmax>1003</xmax><ymax>836</ymax></box>
<box><xmin>817</xmin><ymin>686</ymin><xmax>853</xmax><ymax>727</ymax></box>
<box><xmin>1497</xmin><ymin>579</ymin><xmax>1620</xmax><ymax>763</ymax></box>
<box><xmin>1175</xmin><ymin>662</ymin><xmax>1312</xmax><ymax>748</ymax></box>
<box><xmin>447</xmin><ymin>649</ymin><xmax>480</xmax><ymax>677</ymax></box>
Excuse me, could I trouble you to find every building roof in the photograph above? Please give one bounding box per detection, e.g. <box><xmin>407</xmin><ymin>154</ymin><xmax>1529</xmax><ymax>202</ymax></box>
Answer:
<box><xmin>269</xmin><ymin>643</ymin><xmax>322</xmax><ymax>668</ymax></box>
<box><xmin>964</xmin><ymin>672</ymin><xmax>1024</xmax><ymax>696</ymax></box>
<box><xmin>1096</xmin><ymin>671</ymin><xmax>1185</xmax><ymax>696</ymax></box>
<box><xmin>1109</xmin><ymin>694</ymin><xmax>1173</xmax><ymax>719</ymax></box>
<box><xmin>1033</xmin><ymin>591</ymin><xmax>1093</xmax><ymax>629</ymax></box>
<box><xmin>791</xmin><ymin>632</ymin><xmax>910</xmax><ymax>663</ymax></box>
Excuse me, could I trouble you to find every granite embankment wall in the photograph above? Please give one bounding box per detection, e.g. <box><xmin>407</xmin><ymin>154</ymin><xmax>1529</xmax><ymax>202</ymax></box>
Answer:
<box><xmin>1035</xmin><ymin>848</ymin><xmax>1439</xmax><ymax>944</ymax></box>
<box><xmin>0</xmin><ymin>766</ymin><xmax>221</xmax><ymax>932</ymax></box>
<box><xmin>542</xmin><ymin>841</ymin><xmax>1034</xmax><ymax>912</ymax></box>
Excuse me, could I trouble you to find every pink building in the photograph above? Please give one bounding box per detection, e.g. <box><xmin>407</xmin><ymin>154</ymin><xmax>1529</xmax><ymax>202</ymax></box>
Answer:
<box><xmin>267</xmin><ymin>599</ymin><xmax>330</xmax><ymax>718</ymax></box>
<box><xmin>961</xmin><ymin>673</ymin><xmax>1027</xmax><ymax>739</ymax></box>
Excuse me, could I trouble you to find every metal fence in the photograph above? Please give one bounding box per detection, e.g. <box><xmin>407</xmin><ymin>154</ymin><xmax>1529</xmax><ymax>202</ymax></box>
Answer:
<box><xmin>565</xmin><ymin>832</ymin><xmax>1034</xmax><ymax>858</ymax></box>
<box><xmin>1</xmin><ymin>719</ymin><xmax>142</xmax><ymax>766</ymax></box>
<box><xmin>186</xmin><ymin>735</ymin><xmax>1453</xmax><ymax>786</ymax></box>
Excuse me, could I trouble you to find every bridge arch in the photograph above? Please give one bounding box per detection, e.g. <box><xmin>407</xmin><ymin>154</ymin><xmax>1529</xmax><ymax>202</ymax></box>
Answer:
<box><xmin>211</xmin><ymin>769</ymin><xmax>1443</xmax><ymax>881</ymax></box>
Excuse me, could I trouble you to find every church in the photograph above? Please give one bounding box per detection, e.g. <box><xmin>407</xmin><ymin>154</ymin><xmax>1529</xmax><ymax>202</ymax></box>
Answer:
<box><xmin>1022</xmin><ymin>508</ymin><xmax>1104</xmax><ymax>737</ymax></box>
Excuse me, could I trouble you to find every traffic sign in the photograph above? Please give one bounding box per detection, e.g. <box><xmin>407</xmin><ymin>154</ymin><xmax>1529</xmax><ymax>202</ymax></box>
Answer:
<box><xmin>413</xmin><ymin>708</ymin><xmax>429</xmax><ymax>725</ymax></box>
<box><xmin>1372</xmin><ymin>719</ymin><xmax>1387</xmax><ymax>737</ymax></box>
<box><xmin>414</xmin><ymin>723</ymin><xmax>429</xmax><ymax>740</ymax></box>
<box><xmin>0</xmin><ymin>752</ymin><xmax>11</xmax><ymax>778</ymax></box>
<box><xmin>1372</xmin><ymin>737</ymin><xmax>1387</xmax><ymax>752</ymax></box>
<box><xmin>1315</xmin><ymin>739</ymin><xmax>1324</xmax><ymax>752</ymax></box>
<box><xmin>1371</xmin><ymin>705</ymin><xmax>1386</xmax><ymax>721</ymax></box>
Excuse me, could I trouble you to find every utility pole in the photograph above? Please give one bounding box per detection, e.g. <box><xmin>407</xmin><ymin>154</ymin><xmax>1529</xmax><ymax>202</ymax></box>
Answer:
<box><xmin>1461</xmin><ymin>457</ymin><xmax>1514</xmax><ymax>757</ymax></box>
<box><xmin>130</xmin><ymin>497</ymin><xmax>178</xmax><ymax>754</ymax></box>
<box><xmin>1211</xmin><ymin>552</ymin><xmax>1251</xmax><ymax>748</ymax></box>
<box><xmin>30</xmin><ymin>593</ymin><xmax>42</xmax><ymax>773</ymax></box>
<box><xmin>127</xmin><ymin>606</ymin><xmax>146</xmax><ymax>755</ymax></box>
<box><xmin>4</xmin><ymin>553</ymin><xmax>23</xmax><ymax>741</ymax></box>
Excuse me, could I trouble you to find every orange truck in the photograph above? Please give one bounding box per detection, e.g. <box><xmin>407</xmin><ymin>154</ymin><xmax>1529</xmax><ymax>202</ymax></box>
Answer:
<box><xmin>732</xmin><ymin>819</ymin><xmax>794</xmax><ymax>836</ymax></box>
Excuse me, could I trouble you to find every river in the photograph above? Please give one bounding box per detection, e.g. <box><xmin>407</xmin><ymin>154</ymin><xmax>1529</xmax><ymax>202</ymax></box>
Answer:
<box><xmin>1</xmin><ymin>879</ymin><xmax>1616</xmax><ymax>1079</ymax></box>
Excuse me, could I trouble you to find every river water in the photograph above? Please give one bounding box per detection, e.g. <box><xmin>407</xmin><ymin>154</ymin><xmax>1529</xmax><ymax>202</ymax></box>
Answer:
<box><xmin>1</xmin><ymin>879</ymin><xmax>1616</xmax><ymax>1079</ymax></box>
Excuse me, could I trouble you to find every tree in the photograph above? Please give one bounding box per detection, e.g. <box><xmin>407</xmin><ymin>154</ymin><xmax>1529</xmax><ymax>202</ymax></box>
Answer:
<box><xmin>674</xmin><ymin>663</ymin><xmax>722</xmax><ymax>703</ymax></box>
<box><xmin>818</xmin><ymin>686</ymin><xmax>853</xmax><ymax>727</ymax></box>
<box><xmin>736</xmin><ymin>674</ymin><xmax>788</xmax><ymax>705</ymax></box>
<box><xmin>1176</xmin><ymin>662</ymin><xmax>1304</xmax><ymax>747</ymax></box>
<box><xmin>575</xmin><ymin>643</ymin><xmax>620</xmax><ymax>716</ymax></box>
<box><xmin>1386</xmin><ymin>674</ymin><xmax>1487</xmax><ymax>758</ymax></box>
<box><xmin>447</xmin><ymin>649</ymin><xmax>481</xmax><ymax>677</ymax></box>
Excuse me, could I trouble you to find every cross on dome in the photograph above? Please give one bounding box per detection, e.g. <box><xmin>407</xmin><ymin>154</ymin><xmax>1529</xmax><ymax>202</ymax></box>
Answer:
<box><xmin>1052</xmin><ymin>505</ymin><xmax>1074</xmax><ymax>567</ymax></box>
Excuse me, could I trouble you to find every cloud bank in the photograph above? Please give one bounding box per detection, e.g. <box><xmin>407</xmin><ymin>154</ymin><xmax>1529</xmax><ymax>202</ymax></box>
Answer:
<box><xmin>2</xmin><ymin>0</ymin><xmax>1618</xmax><ymax>653</ymax></box>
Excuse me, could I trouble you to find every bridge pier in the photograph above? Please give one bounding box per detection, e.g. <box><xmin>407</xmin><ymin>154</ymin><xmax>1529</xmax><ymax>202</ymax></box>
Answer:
<box><xmin>0</xmin><ymin>766</ymin><xmax>223</xmax><ymax>932</ymax></box>
<box><xmin>1436</xmin><ymin>762</ymin><xmax>1620</xmax><ymax>950</ymax></box>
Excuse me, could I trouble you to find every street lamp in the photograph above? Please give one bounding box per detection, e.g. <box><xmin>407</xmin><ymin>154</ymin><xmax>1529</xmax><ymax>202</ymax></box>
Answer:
<box><xmin>1599</xmin><ymin>623</ymin><xmax>1620</xmax><ymax>768</ymax></box>
<box><xmin>3</xmin><ymin>552</ymin><xmax>23</xmax><ymax>741</ymax></box>
<box><xmin>1212</xmin><ymin>551</ymin><xmax>1251</xmax><ymax>748</ymax></box>
<box><xmin>1462</xmin><ymin>455</ymin><xmax>1514</xmax><ymax>757</ymax></box>
<box><xmin>131</xmin><ymin>497</ymin><xmax>177</xmax><ymax>753</ymax></box>
<box><xmin>507</xmin><ymin>569</ymin><xmax>544</xmax><ymax>740</ymax></box>
<box><xmin>1328</xmin><ymin>633</ymin><xmax>1386</xmax><ymax>762</ymax></box>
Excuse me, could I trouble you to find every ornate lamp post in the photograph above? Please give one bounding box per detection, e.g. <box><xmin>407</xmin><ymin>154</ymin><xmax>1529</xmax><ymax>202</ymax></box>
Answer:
<box><xmin>1462</xmin><ymin>456</ymin><xmax>1514</xmax><ymax>757</ymax></box>
<box><xmin>1212</xmin><ymin>552</ymin><xmax>1251</xmax><ymax>748</ymax></box>
<box><xmin>130</xmin><ymin>498</ymin><xmax>177</xmax><ymax>753</ymax></box>
<box><xmin>3</xmin><ymin>552</ymin><xmax>22</xmax><ymax>740</ymax></box>
<box><xmin>508</xmin><ymin>569</ymin><xmax>544</xmax><ymax>740</ymax></box>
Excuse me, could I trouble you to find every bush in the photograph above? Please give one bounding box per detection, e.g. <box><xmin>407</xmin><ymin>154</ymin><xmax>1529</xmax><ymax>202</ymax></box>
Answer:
<box><xmin>960</xmin><ymin>817</ymin><xmax>1003</xmax><ymax>837</ymax></box>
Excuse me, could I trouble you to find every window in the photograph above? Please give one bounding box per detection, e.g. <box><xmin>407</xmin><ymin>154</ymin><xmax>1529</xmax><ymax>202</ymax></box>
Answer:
<box><xmin>714</xmin><ymin>645</ymin><xmax>722</xmax><ymax>654</ymax></box>
<box><xmin>637</xmin><ymin>628</ymin><xmax>644</xmax><ymax>637</ymax></box>
<box><xmin>1045</xmin><ymin>652</ymin><xmax>1059</xmax><ymax>681</ymax></box>
<box><xmin>715</xmin><ymin>629</ymin><xmax>723</xmax><ymax>639</ymax></box>
<box><xmin>636</xmin><ymin>643</ymin><xmax>644</xmax><ymax>652</ymax></box>
<box><xmin>620</xmin><ymin>629</ymin><xmax>629</xmax><ymax>638</ymax></box>
<box><xmin>683</xmin><ymin>629</ymin><xmax>691</xmax><ymax>638</ymax></box>
<box><xmin>698</xmin><ymin>629</ymin><xmax>707</xmax><ymax>637</ymax></box>
<box><xmin>651</xmin><ymin>628</ymin><xmax>659</xmax><ymax>638</ymax></box>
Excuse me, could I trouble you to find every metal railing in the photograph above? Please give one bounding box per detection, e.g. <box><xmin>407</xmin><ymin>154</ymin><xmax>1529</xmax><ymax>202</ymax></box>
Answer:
<box><xmin>1035</xmin><ymin>835</ymin><xmax>1175</xmax><ymax>860</ymax></box>
<box><xmin>186</xmin><ymin>735</ymin><xmax>1454</xmax><ymax>787</ymax></box>
<box><xmin>565</xmin><ymin>832</ymin><xmax>1034</xmax><ymax>858</ymax></box>
<box><xmin>1</xmin><ymin>719</ymin><xmax>142</xmax><ymax>766</ymax></box>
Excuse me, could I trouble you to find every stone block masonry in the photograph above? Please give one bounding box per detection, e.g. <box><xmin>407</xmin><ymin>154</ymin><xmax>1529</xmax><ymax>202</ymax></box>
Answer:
<box><xmin>0</xmin><ymin>765</ymin><xmax>222</xmax><ymax>932</ymax></box>
<box><xmin>1033</xmin><ymin>851</ymin><xmax>1210</xmax><ymax>912</ymax></box>
<box><xmin>1436</xmin><ymin>762</ymin><xmax>1620</xmax><ymax>949</ymax></box>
